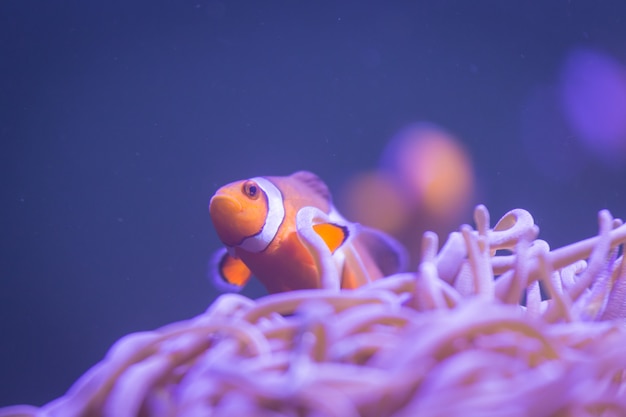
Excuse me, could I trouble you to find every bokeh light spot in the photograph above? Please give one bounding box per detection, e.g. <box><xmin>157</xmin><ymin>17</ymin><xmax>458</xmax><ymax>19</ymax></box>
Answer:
<box><xmin>382</xmin><ymin>123</ymin><xmax>474</xmax><ymax>220</ymax></box>
<box><xmin>339</xmin><ymin>171</ymin><xmax>408</xmax><ymax>235</ymax></box>
<box><xmin>560</xmin><ymin>48</ymin><xmax>626</xmax><ymax>161</ymax></box>
<box><xmin>341</xmin><ymin>123</ymin><xmax>476</xmax><ymax>268</ymax></box>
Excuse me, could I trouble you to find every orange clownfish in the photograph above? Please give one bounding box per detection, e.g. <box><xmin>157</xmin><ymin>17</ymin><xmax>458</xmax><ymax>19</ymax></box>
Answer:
<box><xmin>208</xmin><ymin>171</ymin><xmax>407</xmax><ymax>294</ymax></box>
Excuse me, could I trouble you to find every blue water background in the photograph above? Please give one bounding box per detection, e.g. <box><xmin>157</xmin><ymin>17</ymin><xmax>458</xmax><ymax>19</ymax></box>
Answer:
<box><xmin>2</xmin><ymin>0</ymin><xmax>626</xmax><ymax>407</ymax></box>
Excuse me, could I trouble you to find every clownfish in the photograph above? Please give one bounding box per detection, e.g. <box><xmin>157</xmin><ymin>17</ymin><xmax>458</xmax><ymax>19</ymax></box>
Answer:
<box><xmin>208</xmin><ymin>171</ymin><xmax>407</xmax><ymax>294</ymax></box>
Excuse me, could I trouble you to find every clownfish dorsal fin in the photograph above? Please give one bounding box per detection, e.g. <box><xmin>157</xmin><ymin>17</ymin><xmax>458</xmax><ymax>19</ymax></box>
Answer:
<box><xmin>210</xmin><ymin>248</ymin><xmax>253</xmax><ymax>292</ymax></box>
<box><xmin>291</xmin><ymin>171</ymin><xmax>332</xmax><ymax>203</ymax></box>
<box><xmin>312</xmin><ymin>222</ymin><xmax>349</xmax><ymax>254</ymax></box>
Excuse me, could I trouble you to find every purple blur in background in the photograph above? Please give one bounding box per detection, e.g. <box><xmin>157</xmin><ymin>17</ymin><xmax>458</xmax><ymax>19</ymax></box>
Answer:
<box><xmin>2</xmin><ymin>0</ymin><xmax>626</xmax><ymax>407</ymax></box>
<box><xmin>560</xmin><ymin>48</ymin><xmax>626</xmax><ymax>162</ymax></box>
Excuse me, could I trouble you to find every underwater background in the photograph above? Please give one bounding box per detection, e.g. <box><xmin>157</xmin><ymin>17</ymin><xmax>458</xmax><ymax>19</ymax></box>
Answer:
<box><xmin>2</xmin><ymin>0</ymin><xmax>626</xmax><ymax>407</ymax></box>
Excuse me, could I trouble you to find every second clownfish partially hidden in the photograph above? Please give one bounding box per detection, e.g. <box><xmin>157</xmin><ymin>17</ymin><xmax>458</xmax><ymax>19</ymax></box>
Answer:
<box><xmin>209</xmin><ymin>171</ymin><xmax>407</xmax><ymax>294</ymax></box>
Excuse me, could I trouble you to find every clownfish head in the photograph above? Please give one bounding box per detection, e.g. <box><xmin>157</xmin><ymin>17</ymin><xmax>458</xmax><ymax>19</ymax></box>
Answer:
<box><xmin>209</xmin><ymin>177</ymin><xmax>285</xmax><ymax>252</ymax></box>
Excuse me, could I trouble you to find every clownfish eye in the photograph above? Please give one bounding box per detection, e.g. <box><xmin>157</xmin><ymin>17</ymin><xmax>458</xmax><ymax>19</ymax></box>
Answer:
<box><xmin>242</xmin><ymin>180</ymin><xmax>260</xmax><ymax>200</ymax></box>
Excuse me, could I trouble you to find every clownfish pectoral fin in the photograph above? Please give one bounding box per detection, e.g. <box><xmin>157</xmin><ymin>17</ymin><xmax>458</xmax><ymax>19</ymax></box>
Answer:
<box><xmin>312</xmin><ymin>222</ymin><xmax>350</xmax><ymax>254</ymax></box>
<box><xmin>209</xmin><ymin>247</ymin><xmax>252</xmax><ymax>292</ymax></box>
<box><xmin>353</xmin><ymin>226</ymin><xmax>409</xmax><ymax>276</ymax></box>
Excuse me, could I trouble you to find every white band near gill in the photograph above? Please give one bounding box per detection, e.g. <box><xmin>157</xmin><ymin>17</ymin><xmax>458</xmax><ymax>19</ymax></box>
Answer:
<box><xmin>238</xmin><ymin>177</ymin><xmax>285</xmax><ymax>253</ymax></box>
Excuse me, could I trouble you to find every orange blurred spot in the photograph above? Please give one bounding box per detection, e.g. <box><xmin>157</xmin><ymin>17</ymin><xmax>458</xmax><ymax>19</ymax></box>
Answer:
<box><xmin>388</xmin><ymin>125</ymin><xmax>474</xmax><ymax>221</ymax></box>
<box><xmin>339</xmin><ymin>171</ymin><xmax>409</xmax><ymax>235</ymax></box>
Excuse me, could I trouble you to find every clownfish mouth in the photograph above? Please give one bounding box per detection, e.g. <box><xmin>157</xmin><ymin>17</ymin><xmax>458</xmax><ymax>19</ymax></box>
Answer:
<box><xmin>209</xmin><ymin>194</ymin><xmax>244</xmax><ymax>247</ymax></box>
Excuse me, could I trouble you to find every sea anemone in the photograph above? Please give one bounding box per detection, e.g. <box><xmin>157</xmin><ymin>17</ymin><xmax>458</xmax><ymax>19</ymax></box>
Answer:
<box><xmin>2</xmin><ymin>205</ymin><xmax>626</xmax><ymax>417</ymax></box>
